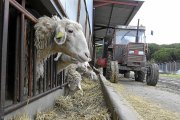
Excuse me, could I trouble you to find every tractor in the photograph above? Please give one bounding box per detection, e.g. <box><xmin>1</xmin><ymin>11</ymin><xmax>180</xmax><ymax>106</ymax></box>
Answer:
<box><xmin>97</xmin><ymin>21</ymin><xmax>159</xmax><ymax>86</ymax></box>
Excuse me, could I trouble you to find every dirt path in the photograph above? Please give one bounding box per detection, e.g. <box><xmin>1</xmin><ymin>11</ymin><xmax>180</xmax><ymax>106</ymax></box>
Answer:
<box><xmin>110</xmin><ymin>76</ymin><xmax>180</xmax><ymax>120</ymax></box>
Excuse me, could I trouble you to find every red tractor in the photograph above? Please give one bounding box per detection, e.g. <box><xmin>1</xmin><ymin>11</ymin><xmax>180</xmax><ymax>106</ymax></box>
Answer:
<box><xmin>97</xmin><ymin>23</ymin><xmax>159</xmax><ymax>86</ymax></box>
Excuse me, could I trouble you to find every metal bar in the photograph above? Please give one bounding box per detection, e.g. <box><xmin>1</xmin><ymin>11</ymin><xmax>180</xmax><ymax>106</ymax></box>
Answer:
<box><xmin>85</xmin><ymin>15</ymin><xmax>87</xmax><ymax>37</ymax></box>
<box><xmin>95</xmin><ymin>24</ymin><xmax>114</xmax><ymax>28</ymax></box>
<box><xmin>77</xmin><ymin>0</ymin><xmax>81</xmax><ymax>22</ymax></box>
<box><xmin>9</xmin><ymin>0</ymin><xmax>37</xmax><ymax>23</ymax></box>
<box><xmin>19</xmin><ymin>0</ymin><xmax>25</xmax><ymax>102</ymax></box>
<box><xmin>54</xmin><ymin>60</ymin><xmax>57</xmax><ymax>87</ymax></box>
<box><xmin>105</xmin><ymin>4</ymin><xmax>114</xmax><ymax>36</ymax></box>
<box><xmin>47</xmin><ymin>59</ymin><xmax>51</xmax><ymax>90</ymax></box>
<box><xmin>94</xmin><ymin>2</ymin><xmax>111</xmax><ymax>8</ymax></box>
<box><xmin>43</xmin><ymin>62</ymin><xmax>46</xmax><ymax>92</ymax></box>
<box><xmin>14</xmin><ymin>15</ymin><xmax>21</xmax><ymax>103</ymax></box>
<box><xmin>94</xmin><ymin>0</ymin><xmax>138</xmax><ymax>6</ymax></box>
<box><xmin>62</xmin><ymin>71</ymin><xmax>64</xmax><ymax>85</ymax></box>
<box><xmin>54</xmin><ymin>0</ymin><xmax>68</xmax><ymax>18</ymax></box>
<box><xmin>28</xmin><ymin>22</ymin><xmax>34</xmax><ymax>97</ymax></box>
<box><xmin>50</xmin><ymin>56</ymin><xmax>53</xmax><ymax>88</ymax></box>
<box><xmin>4</xmin><ymin>82</ymin><xmax>68</xmax><ymax>115</ymax></box>
<box><xmin>33</xmin><ymin>47</ymin><xmax>37</xmax><ymax>96</ymax></box>
<box><xmin>0</xmin><ymin>0</ymin><xmax>9</xmax><ymax>119</ymax></box>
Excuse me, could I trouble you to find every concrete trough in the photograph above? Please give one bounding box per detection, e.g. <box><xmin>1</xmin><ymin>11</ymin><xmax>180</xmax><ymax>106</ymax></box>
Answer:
<box><xmin>99</xmin><ymin>74</ymin><xmax>141</xmax><ymax>120</ymax></box>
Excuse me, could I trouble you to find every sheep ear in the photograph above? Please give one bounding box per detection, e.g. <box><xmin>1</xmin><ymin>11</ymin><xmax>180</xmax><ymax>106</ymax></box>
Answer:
<box><xmin>54</xmin><ymin>31</ymin><xmax>67</xmax><ymax>45</ymax></box>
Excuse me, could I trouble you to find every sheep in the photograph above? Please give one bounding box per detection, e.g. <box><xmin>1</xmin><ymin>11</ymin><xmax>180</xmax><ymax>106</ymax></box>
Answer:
<box><xmin>34</xmin><ymin>15</ymin><xmax>90</xmax><ymax>84</ymax></box>
<box><xmin>34</xmin><ymin>15</ymin><xmax>90</xmax><ymax>64</ymax></box>
<box><xmin>54</xmin><ymin>52</ymin><xmax>98</xmax><ymax>81</ymax></box>
<box><xmin>65</xmin><ymin>64</ymin><xmax>82</xmax><ymax>95</ymax></box>
<box><xmin>54</xmin><ymin>52</ymin><xmax>79</xmax><ymax>73</ymax></box>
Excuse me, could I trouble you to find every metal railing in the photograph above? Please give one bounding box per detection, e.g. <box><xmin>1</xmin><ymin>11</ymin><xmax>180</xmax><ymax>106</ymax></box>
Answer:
<box><xmin>0</xmin><ymin>0</ymin><xmax>66</xmax><ymax>119</ymax></box>
<box><xmin>158</xmin><ymin>61</ymin><xmax>180</xmax><ymax>74</ymax></box>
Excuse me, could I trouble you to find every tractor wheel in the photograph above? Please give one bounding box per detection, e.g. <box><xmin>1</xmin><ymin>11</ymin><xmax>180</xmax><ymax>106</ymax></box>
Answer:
<box><xmin>146</xmin><ymin>63</ymin><xmax>159</xmax><ymax>86</ymax></box>
<box><xmin>124</xmin><ymin>71</ymin><xmax>130</xmax><ymax>78</ymax></box>
<box><xmin>135</xmin><ymin>71</ymin><xmax>145</xmax><ymax>82</ymax></box>
<box><xmin>105</xmin><ymin>54</ymin><xmax>112</xmax><ymax>80</ymax></box>
<box><xmin>106</xmin><ymin>61</ymin><xmax>119</xmax><ymax>83</ymax></box>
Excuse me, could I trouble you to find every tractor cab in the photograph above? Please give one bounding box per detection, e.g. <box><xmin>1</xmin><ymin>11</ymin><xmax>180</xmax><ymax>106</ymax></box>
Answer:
<box><xmin>113</xmin><ymin>25</ymin><xmax>147</xmax><ymax>67</ymax></box>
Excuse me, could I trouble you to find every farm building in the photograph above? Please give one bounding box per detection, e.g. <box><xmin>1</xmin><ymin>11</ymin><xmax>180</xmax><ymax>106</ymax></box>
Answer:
<box><xmin>0</xmin><ymin>0</ymin><xmax>143</xmax><ymax>119</ymax></box>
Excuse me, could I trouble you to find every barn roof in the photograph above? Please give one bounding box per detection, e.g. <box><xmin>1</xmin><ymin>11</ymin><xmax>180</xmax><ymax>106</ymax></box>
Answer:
<box><xmin>94</xmin><ymin>0</ymin><xmax>144</xmax><ymax>41</ymax></box>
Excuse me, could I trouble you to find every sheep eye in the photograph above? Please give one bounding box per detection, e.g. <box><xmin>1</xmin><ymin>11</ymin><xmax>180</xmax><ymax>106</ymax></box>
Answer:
<box><xmin>68</xmin><ymin>29</ymin><xmax>73</xmax><ymax>33</ymax></box>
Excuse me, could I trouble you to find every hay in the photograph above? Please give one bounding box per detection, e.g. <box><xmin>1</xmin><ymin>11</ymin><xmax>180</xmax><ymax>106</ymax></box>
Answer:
<box><xmin>10</xmin><ymin>113</ymin><xmax>31</xmax><ymax>120</ymax></box>
<box><xmin>55</xmin><ymin>96</ymin><xmax>73</xmax><ymax>111</ymax></box>
<box><xmin>35</xmin><ymin>110</ymin><xmax>59</xmax><ymax>120</ymax></box>
<box><xmin>109</xmin><ymin>82</ymin><xmax>180</xmax><ymax>120</ymax></box>
<box><xmin>36</xmin><ymin>78</ymin><xmax>111</xmax><ymax>120</ymax></box>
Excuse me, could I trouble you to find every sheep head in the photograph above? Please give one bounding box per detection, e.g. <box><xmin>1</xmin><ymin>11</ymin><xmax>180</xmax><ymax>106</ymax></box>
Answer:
<box><xmin>53</xmin><ymin>17</ymin><xmax>91</xmax><ymax>63</ymax></box>
<box><xmin>34</xmin><ymin>16</ymin><xmax>90</xmax><ymax>63</ymax></box>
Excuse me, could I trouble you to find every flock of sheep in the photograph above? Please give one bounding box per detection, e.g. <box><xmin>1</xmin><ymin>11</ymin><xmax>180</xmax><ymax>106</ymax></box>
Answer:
<box><xmin>34</xmin><ymin>15</ymin><xmax>98</xmax><ymax>93</ymax></box>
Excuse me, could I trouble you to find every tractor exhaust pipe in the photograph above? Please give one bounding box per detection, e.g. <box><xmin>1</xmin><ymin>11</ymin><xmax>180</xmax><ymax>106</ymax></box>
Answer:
<box><xmin>135</xmin><ymin>19</ymin><xmax>140</xmax><ymax>43</ymax></box>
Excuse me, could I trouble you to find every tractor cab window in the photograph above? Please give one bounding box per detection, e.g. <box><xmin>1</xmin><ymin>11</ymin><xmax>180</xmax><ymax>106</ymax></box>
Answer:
<box><xmin>115</xmin><ymin>29</ymin><xmax>145</xmax><ymax>44</ymax></box>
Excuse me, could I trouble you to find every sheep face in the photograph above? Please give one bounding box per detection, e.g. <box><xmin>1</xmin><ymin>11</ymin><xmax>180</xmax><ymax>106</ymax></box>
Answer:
<box><xmin>54</xmin><ymin>18</ymin><xmax>91</xmax><ymax>63</ymax></box>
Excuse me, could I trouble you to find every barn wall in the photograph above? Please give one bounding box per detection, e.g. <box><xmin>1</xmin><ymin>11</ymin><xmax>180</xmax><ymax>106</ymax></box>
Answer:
<box><xmin>0</xmin><ymin>0</ymin><xmax>93</xmax><ymax>119</ymax></box>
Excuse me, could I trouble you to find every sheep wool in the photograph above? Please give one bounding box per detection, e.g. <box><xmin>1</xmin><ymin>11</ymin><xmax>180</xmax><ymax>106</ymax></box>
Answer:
<box><xmin>66</xmin><ymin>64</ymin><xmax>82</xmax><ymax>91</ymax></box>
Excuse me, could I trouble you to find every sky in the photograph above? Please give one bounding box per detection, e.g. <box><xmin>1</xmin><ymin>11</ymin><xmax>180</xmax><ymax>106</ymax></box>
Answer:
<box><xmin>129</xmin><ymin>0</ymin><xmax>180</xmax><ymax>45</ymax></box>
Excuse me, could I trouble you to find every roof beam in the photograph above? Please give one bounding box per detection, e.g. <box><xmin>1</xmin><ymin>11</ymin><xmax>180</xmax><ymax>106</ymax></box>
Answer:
<box><xmin>94</xmin><ymin>0</ymin><xmax>138</xmax><ymax>6</ymax></box>
<box><xmin>94</xmin><ymin>2</ymin><xmax>111</xmax><ymax>8</ymax></box>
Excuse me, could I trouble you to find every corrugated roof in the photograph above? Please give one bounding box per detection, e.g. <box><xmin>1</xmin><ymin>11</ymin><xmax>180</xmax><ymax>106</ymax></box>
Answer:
<box><xmin>94</xmin><ymin>0</ymin><xmax>144</xmax><ymax>41</ymax></box>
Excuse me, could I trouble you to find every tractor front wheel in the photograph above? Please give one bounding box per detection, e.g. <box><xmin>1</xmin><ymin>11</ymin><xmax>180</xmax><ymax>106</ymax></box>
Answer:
<box><xmin>135</xmin><ymin>71</ymin><xmax>145</xmax><ymax>82</ymax></box>
<box><xmin>106</xmin><ymin>61</ymin><xmax>119</xmax><ymax>83</ymax></box>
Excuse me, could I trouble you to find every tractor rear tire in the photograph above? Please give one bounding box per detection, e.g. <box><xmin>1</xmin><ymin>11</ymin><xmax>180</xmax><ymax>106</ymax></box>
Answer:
<box><xmin>146</xmin><ymin>63</ymin><xmax>159</xmax><ymax>86</ymax></box>
<box><xmin>135</xmin><ymin>71</ymin><xmax>145</xmax><ymax>82</ymax></box>
<box><xmin>124</xmin><ymin>71</ymin><xmax>130</xmax><ymax>78</ymax></box>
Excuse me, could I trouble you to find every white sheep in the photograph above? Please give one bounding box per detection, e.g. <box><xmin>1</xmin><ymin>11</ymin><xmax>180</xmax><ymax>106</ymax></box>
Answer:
<box><xmin>34</xmin><ymin>15</ymin><xmax>90</xmax><ymax>82</ymax></box>
<box><xmin>54</xmin><ymin>52</ymin><xmax>79</xmax><ymax>73</ymax></box>
<box><xmin>55</xmin><ymin>52</ymin><xmax>98</xmax><ymax>81</ymax></box>
<box><xmin>66</xmin><ymin>64</ymin><xmax>82</xmax><ymax>91</ymax></box>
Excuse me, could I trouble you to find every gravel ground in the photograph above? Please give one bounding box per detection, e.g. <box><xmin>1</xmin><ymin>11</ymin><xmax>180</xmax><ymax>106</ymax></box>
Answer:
<box><xmin>113</xmin><ymin>74</ymin><xmax>180</xmax><ymax>120</ymax></box>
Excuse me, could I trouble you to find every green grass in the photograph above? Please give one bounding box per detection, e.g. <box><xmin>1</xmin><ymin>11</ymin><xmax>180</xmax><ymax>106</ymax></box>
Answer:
<box><xmin>160</xmin><ymin>74</ymin><xmax>180</xmax><ymax>79</ymax></box>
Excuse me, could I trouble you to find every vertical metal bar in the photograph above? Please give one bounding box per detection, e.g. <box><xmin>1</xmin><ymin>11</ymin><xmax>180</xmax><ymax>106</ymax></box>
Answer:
<box><xmin>0</xmin><ymin>0</ymin><xmax>9</xmax><ymax>119</ymax></box>
<box><xmin>61</xmin><ymin>72</ymin><xmax>64</xmax><ymax>85</ymax></box>
<box><xmin>50</xmin><ymin>56</ymin><xmax>53</xmax><ymax>88</ymax></box>
<box><xmin>33</xmin><ymin>41</ymin><xmax>37</xmax><ymax>96</ymax></box>
<box><xmin>54</xmin><ymin>61</ymin><xmax>57</xmax><ymax>87</ymax></box>
<box><xmin>19</xmin><ymin>0</ymin><xmax>25</xmax><ymax>102</ymax></box>
<box><xmin>77</xmin><ymin>0</ymin><xmax>81</xmax><ymax>22</ymax></box>
<box><xmin>62</xmin><ymin>71</ymin><xmax>65</xmax><ymax>84</ymax></box>
<box><xmin>47</xmin><ymin>59</ymin><xmax>50</xmax><ymax>90</ymax></box>
<box><xmin>43</xmin><ymin>62</ymin><xmax>46</xmax><ymax>92</ymax></box>
<box><xmin>105</xmin><ymin>4</ymin><xmax>114</xmax><ymax>36</ymax></box>
<box><xmin>28</xmin><ymin>22</ymin><xmax>33</xmax><ymax>97</ymax></box>
<box><xmin>85</xmin><ymin>15</ymin><xmax>87</xmax><ymax>37</ymax></box>
<box><xmin>14</xmin><ymin>15</ymin><xmax>21</xmax><ymax>103</ymax></box>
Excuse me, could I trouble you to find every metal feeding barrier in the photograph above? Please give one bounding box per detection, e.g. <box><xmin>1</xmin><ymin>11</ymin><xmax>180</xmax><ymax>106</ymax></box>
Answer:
<box><xmin>0</xmin><ymin>0</ymin><xmax>66</xmax><ymax>119</ymax></box>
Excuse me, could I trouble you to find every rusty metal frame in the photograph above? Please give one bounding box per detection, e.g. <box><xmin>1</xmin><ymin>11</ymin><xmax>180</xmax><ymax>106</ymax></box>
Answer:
<box><xmin>19</xmin><ymin>0</ymin><xmax>25</xmax><ymax>102</ymax></box>
<box><xmin>14</xmin><ymin>15</ymin><xmax>21</xmax><ymax>103</ymax></box>
<box><xmin>94</xmin><ymin>0</ymin><xmax>138</xmax><ymax>7</ymax></box>
<box><xmin>4</xmin><ymin>82</ymin><xmax>68</xmax><ymax>115</ymax></box>
<box><xmin>0</xmin><ymin>0</ymin><xmax>9</xmax><ymax>119</ymax></box>
<box><xmin>0</xmin><ymin>0</ymin><xmax>72</xmax><ymax>118</ymax></box>
<box><xmin>9</xmin><ymin>0</ymin><xmax>37</xmax><ymax>23</ymax></box>
<box><xmin>53</xmin><ymin>0</ymin><xmax>68</xmax><ymax>18</ymax></box>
